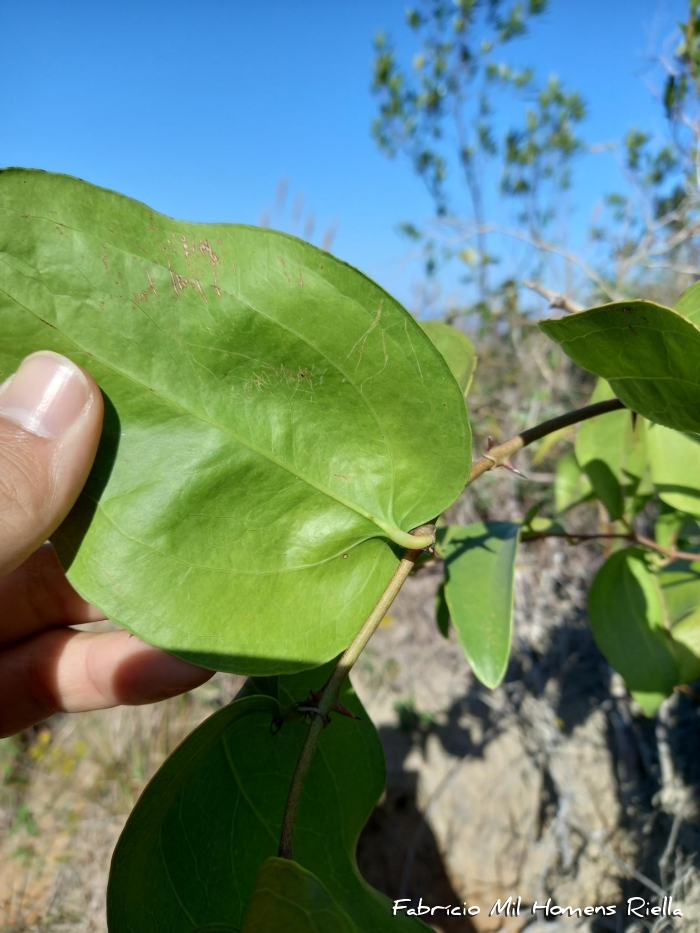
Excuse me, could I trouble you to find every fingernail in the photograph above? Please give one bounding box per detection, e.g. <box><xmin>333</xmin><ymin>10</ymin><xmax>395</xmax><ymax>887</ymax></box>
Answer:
<box><xmin>0</xmin><ymin>351</ymin><xmax>91</xmax><ymax>438</ymax></box>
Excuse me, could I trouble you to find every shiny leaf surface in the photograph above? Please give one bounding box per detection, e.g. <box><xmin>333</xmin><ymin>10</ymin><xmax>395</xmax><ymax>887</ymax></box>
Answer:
<box><xmin>540</xmin><ymin>301</ymin><xmax>700</xmax><ymax>434</ymax></box>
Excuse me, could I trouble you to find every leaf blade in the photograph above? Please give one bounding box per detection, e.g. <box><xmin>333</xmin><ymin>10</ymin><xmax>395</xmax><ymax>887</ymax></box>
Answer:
<box><xmin>242</xmin><ymin>859</ymin><xmax>361</xmax><ymax>933</ymax></box>
<box><xmin>539</xmin><ymin>301</ymin><xmax>700</xmax><ymax>433</ymax></box>
<box><xmin>0</xmin><ymin>169</ymin><xmax>471</xmax><ymax>673</ymax></box>
<box><xmin>107</xmin><ymin>666</ymin><xmax>430</xmax><ymax>932</ymax></box>
<box><xmin>436</xmin><ymin>522</ymin><xmax>520</xmax><ymax>688</ymax></box>
<box><xmin>419</xmin><ymin>320</ymin><xmax>477</xmax><ymax>395</ymax></box>
<box><xmin>588</xmin><ymin>548</ymin><xmax>680</xmax><ymax>694</ymax></box>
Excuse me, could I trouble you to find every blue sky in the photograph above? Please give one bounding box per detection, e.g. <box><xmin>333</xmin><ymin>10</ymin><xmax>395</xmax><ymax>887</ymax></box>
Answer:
<box><xmin>1</xmin><ymin>0</ymin><xmax>686</xmax><ymax>310</ymax></box>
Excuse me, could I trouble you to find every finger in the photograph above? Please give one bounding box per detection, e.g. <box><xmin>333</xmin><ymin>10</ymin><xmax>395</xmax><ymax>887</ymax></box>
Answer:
<box><xmin>0</xmin><ymin>628</ymin><xmax>214</xmax><ymax>737</ymax></box>
<box><xmin>0</xmin><ymin>544</ymin><xmax>105</xmax><ymax>649</ymax></box>
<box><xmin>0</xmin><ymin>351</ymin><xmax>104</xmax><ymax>578</ymax></box>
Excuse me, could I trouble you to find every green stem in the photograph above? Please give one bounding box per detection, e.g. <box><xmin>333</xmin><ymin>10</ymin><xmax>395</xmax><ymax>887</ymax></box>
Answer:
<box><xmin>277</xmin><ymin>398</ymin><xmax>628</xmax><ymax>860</ymax></box>
<box><xmin>467</xmin><ymin>397</ymin><xmax>626</xmax><ymax>486</ymax></box>
<box><xmin>277</xmin><ymin>526</ymin><xmax>433</xmax><ymax>861</ymax></box>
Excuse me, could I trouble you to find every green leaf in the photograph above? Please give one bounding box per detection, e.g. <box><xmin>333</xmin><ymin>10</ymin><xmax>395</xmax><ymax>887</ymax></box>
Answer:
<box><xmin>243</xmin><ymin>859</ymin><xmax>360</xmax><ymax>933</ymax></box>
<box><xmin>522</xmin><ymin>516</ymin><xmax>565</xmax><ymax>535</ymax></box>
<box><xmin>435</xmin><ymin>522</ymin><xmax>520</xmax><ymax>688</ymax></box>
<box><xmin>0</xmin><ymin>169</ymin><xmax>471</xmax><ymax>674</ymax></box>
<box><xmin>435</xmin><ymin>581</ymin><xmax>450</xmax><ymax>638</ymax></box>
<box><xmin>554</xmin><ymin>452</ymin><xmax>593</xmax><ymax>513</ymax></box>
<box><xmin>647</xmin><ymin>423</ymin><xmax>700</xmax><ymax>519</ymax></box>
<box><xmin>655</xmin><ymin>507</ymin><xmax>686</xmax><ymax>550</ymax></box>
<box><xmin>588</xmin><ymin>549</ymin><xmax>680</xmax><ymax>694</ymax></box>
<box><xmin>419</xmin><ymin>320</ymin><xmax>476</xmax><ymax>395</ymax></box>
<box><xmin>631</xmin><ymin>691</ymin><xmax>669</xmax><ymax>717</ymax></box>
<box><xmin>539</xmin><ymin>301</ymin><xmax>700</xmax><ymax>434</ymax></box>
<box><xmin>574</xmin><ymin>379</ymin><xmax>646</xmax><ymax>521</ymax></box>
<box><xmin>107</xmin><ymin>664</ymin><xmax>430</xmax><ymax>933</ymax></box>
<box><xmin>673</xmin><ymin>280</ymin><xmax>700</xmax><ymax>327</ymax></box>
<box><xmin>659</xmin><ymin>556</ymin><xmax>700</xmax><ymax>627</ymax></box>
<box><xmin>656</xmin><ymin>557</ymin><xmax>700</xmax><ymax>685</ymax></box>
<box><xmin>670</xmin><ymin>612</ymin><xmax>700</xmax><ymax>683</ymax></box>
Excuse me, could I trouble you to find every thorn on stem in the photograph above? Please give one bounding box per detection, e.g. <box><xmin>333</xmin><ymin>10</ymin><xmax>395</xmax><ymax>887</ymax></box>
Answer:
<box><xmin>502</xmin><ymin>459</ymin><xmax>526</xmax><ymax>478</ymax></box>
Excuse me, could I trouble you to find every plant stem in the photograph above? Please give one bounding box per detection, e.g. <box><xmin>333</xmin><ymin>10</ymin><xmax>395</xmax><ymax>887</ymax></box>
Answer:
<box><xmin>467</xmin><ymin>397</ymin><xmax>626</xmax><ymax>486</ymax></box>
<box><xmin>277</xmin><ymin>526</ymin><xmax>433</xmax><ymax>861</ymax></box>
<box><xmin>522</xmin><ymin>530</ymin><xmax>699</xmax><ymax>564</ymax></box>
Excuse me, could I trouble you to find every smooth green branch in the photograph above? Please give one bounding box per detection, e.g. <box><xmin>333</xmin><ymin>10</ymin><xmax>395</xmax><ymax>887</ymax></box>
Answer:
<box><xmin>277</xmin><ymin>525</ymin><xmax>434</xmax><ymax>861</ymax></box>
<box><xmin>467</xmin><ymin>397</ymin><xmax>626</xmax><ymax>486</ymax></box>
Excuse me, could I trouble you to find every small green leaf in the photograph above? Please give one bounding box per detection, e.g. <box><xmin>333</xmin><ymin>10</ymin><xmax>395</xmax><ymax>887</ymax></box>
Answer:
<box><xmin>435</xmin><ymin>581</ymin><xmax>450</xmax><ymax>638</ymax></box>
<box><xmin>670</xmin><ymin>612</ymin><xmax>700</xmax><ymax>683</ymax></box>
<box><xmin>588</xmin><ymin>549</ymin><xmax>680</xmax><ymax>694</ymax></box>
<box><xmin>647</xmin><ymin>423</ymin><xmax>700</xmax><ymax>519</ymax></box>
<box><xmin>631</xmin><ymin>691</ymin><xmax>669</xmax><ymax>717</ymax></box>
<box><xmin>673</xmin><ymin>280</ymin><xmax>700</xmax><ymax>327</ymax></box>
<box><xmin>420</xmin><ymin>320</ymin><xmax>477</xmax><ymax>395</ymax></box>
<box><xmin>436</xmin><ymin>522</ymin><xmax>520</xmax><ymax>688</ymax></box>
<box><xmin>554</xmin><ymin>452</ymin><xmax>593</xmax><ymax>513</ymax></box>
<box><xmin>243</xmin><ymin>859</ymin><xmax>360</xmax><ymax>933</ymax></box>
<box><xmin>0</xmin><ymin>169</ymin><xmax>471</xmax><ymax>675</ymax></box>
<box><xmin>659</xmin><ymin>555</ymin><xmax>700</xmax><ymax>626</ymax></box>
<box><xmin>522</xmin><ymin>516</ymin><xmax>565</xmax><ymax>535</ymax></box>
<box><xmin>107</xmin><ymin>664</ymin><xmax>429</xmax><ymax>933</ymax></box>
<box><xmin>574</xmin><ymin>379</ymin><xmax>646</xmax><ymax>521</ymax></box>
<box><xmin>539</xmin><ymin>301</ymin><xmax>700</xmax><ymax>434</ymax></box>
<box><xmin>531</xmin><ymin>425</ymin><xmax>573</xmax><ymax>465</ymax></box>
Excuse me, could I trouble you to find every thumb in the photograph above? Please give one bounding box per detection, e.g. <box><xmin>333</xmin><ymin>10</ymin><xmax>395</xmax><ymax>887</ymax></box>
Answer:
<box><xmin>0</xmin><ymin>351</ymin><xmax>104</xmax><ymax>577</ymax></box>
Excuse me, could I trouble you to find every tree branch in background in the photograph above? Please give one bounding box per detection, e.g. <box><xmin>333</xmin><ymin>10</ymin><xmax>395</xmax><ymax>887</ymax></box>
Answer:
<box><xmin>522</xmin><ymin>279</ymin><xmax>583</xmax><ymax>313</ymax></box>
<box><xmin>521</xmin><ymin>531</ymin><xmax>699</xmax><ymax>564</ymax></box>
<box><xmin>467</xmin><ymin>397</ymin><xmax>626</xmax><ymax>486</ymax></box>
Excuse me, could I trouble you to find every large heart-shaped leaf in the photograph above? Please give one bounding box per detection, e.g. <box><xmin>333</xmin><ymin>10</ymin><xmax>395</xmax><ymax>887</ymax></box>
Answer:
<box><xmin>588</xmin><ymin>549</ymin><xmax>680</xmax><ymax>695</ymax></box>
<box><xmin>574</xmin><ymin>379</ymin><xmax>647</xmax><ymax>521</ymax></box>
<box><xmin>107</xmin><ymin>664</ymin><xmax>430</xmax><ymax>933</ymax></box>
<box><xmin>647</xmin><ymin>423</ymin><xmax>700</xmax><ymax>519</ymax></box>
<box><xmin>539</xmin><ymin>301</ymin><xmax>700</xmax><ymax>434</ymax></box>
<box><xmin>243</xmin><ymin>859</ymin><xmax>360</xmax><ymax>932</ymax></box>
<box><xmin>419</xmin><ymin>320</ymin><xmax>476</xmax><ymax>395</ymax></box>
<box><xmin>435</xmin><ymin>522</ymin><xmax>520</xmax><ymax>688</ymax></box>
<box><xmin>0</xmin><ymin>169</ymin><xmax>471</xmax><ymax>673</ymax></box>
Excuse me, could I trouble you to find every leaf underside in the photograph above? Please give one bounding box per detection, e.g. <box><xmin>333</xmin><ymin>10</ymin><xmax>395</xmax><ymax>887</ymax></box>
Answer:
<box><xmin>0</xmin><ymin>169</ymin><xmax>471</xmax><ymax>673</ymax></box>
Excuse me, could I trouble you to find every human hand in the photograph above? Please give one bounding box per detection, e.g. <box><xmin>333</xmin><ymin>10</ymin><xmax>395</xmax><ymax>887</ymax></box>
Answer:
<box><xmin>0</xmin><ymin>352</ymin><xmax>213</xmax><ymax>737</ymax></box>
